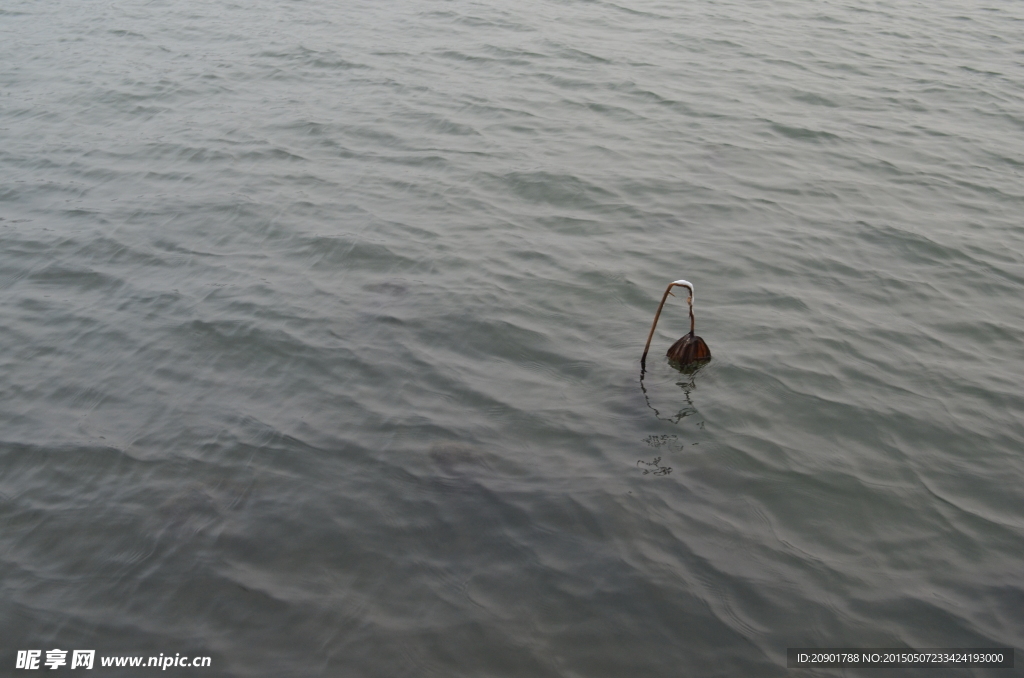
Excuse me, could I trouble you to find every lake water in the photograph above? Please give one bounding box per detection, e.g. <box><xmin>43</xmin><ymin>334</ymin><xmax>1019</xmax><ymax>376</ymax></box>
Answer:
<box><xmin>1</xmin><ymin>0</ymin><xmax>1022</xmax><ymax>675</ymax></box>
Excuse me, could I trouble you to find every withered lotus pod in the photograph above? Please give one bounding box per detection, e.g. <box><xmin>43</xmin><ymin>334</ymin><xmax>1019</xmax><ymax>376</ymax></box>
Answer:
<box><xmin>641</xmin><ymin>279</ymin><xmax>711</xmax><ymax>372</ymax></box>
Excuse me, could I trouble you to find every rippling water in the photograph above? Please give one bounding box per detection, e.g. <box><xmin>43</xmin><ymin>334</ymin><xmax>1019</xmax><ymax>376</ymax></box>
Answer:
<box><xmin>2</xmin><ymin>0</ymin><xmax>1023</xmax><ymax>674</ymax></box>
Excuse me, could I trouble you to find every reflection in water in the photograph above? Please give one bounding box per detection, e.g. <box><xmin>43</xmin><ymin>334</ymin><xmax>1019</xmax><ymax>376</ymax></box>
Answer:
<box><xmin>643</xmin><ymin>434</ymin><xmax>680</xmax><ymax>449</ymax></box>
<box><xmin>639</xmin><ymin>365</ymin><xmax>707</xmax><ymax>427</ymax></box>
<box><xmin>638</xmin><ymin>366</ymin><xmax>707</xmax><ymax>476</ymax></box>
<box><xmin>636</xmin><ymin>457</ymin><xmax>672</xmax><ymax>476</ymax></box>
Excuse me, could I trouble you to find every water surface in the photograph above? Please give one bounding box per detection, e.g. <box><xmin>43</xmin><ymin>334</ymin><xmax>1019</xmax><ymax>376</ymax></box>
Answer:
<box><xmin>1</xmin><ymin>0</ymin><xmax>1023</xmax><ymax>675</ymax></box>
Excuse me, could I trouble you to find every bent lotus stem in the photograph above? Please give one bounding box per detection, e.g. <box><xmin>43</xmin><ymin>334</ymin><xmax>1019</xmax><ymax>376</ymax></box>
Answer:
<box><xmin>641</xmin><ymin>280</ymin><xmax>694</xmax><ymax>371</ymax></box>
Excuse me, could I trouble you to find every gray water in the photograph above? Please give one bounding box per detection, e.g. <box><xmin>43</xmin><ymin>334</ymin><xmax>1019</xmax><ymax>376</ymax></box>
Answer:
<box><xmin>2</xmin><ymin>0</ymin><xmax>1023</xmax><ymax>675</ymax></box>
